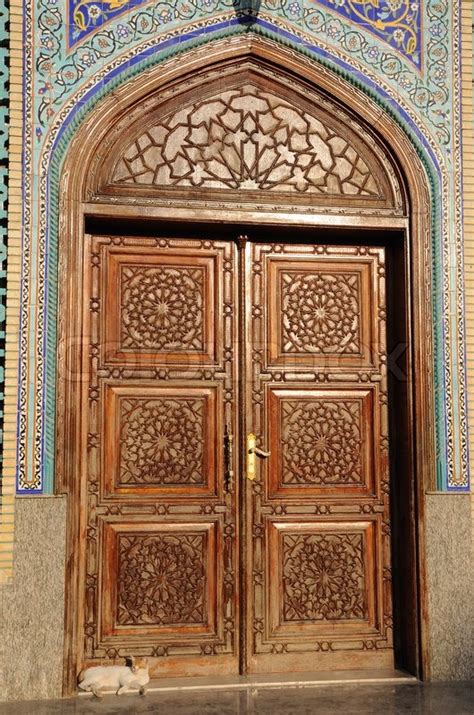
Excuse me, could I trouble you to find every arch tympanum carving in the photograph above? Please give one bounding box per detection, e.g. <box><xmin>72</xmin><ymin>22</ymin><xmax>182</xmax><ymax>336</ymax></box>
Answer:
<box><xmin>114</xmin><ymin>85</ymin><xmax>380</xmax><ymax>197</ymax></box>
<box><xmin>91</xmin><ymin>64</ymin><xmax>403</xmax><ymax>212</ymax></box>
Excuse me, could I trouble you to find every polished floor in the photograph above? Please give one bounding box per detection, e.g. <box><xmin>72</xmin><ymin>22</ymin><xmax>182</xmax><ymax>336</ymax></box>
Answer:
<box><xmin>1</xmin><ymin>681</ymin><xmax>473</xmax><ymax>714</ymax></box>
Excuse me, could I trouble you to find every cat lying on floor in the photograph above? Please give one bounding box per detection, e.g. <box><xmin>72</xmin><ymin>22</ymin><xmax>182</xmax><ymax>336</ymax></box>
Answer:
<box><xmin>78</xmin><ymin>656</ymin><xmax>149</xmax><ymax>698</ymax></box>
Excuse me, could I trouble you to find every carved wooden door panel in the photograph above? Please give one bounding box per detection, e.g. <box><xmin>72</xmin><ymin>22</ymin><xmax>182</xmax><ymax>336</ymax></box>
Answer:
<box><xmin>244</xmin><ymin>241</ymin><xmax>393</xmax><ymax>673</ymax></box>
<box><xmin>80</xmin><ymin>235</ymin><xmax>239</xmax><ymax>678</ymax></box>
<box><xmin>79</xmin><ymin>234</ymin><xmax>393</xmax><ymax>679</ymax></box>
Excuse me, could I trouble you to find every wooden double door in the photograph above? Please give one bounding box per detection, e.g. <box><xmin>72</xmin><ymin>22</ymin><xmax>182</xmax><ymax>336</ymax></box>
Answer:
<box><xmin>79</xmin><ymin>233</ymin><xmax>393</xmax><ymax>678</ymax></box>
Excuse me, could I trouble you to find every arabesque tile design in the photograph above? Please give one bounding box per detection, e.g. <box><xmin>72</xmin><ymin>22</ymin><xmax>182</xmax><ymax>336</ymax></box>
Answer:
<box><xmin>9</xmin><ymin>0</ymin><xmax>469</xmax><ymax>493</ymax></box>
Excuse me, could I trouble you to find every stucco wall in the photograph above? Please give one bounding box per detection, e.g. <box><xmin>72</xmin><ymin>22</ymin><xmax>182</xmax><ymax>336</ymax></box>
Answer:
<box><xmin>0</xmin><ymin>497</ymin><xmax>66</xmax><ymax>701</ymax></box>
<box><xmin>0</xmin><ymin>492</ymin><xmax>472</xmax><ymax>702</ymax></box>
<box><xmin>425</xmin><ymin>494</ymin><xmax>474</xmax><ymax>680</ymax></box>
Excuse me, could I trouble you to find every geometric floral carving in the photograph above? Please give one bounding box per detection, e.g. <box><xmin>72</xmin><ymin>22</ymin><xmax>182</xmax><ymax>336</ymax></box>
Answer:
<box><xmin>281</xmin><ymin>270</ymin><xmax>360</xmax><ymax>354</ymax></box>
<box><xmin>117</xmin><ymin>533</ymin><xmax>206</xmax><ymax>625</ymax></box>
<box><xmin>113</xmin><ymin>85</ymin><xmax>380</xmax><ymax>197</ymax></box>
<box><xmin>282</xmin><ymin>532</ymin><xmax>366</xmax><ymax>621</ymax></box>
<box><xmin>120</xmin><ymin>264</ymin><xmax>205</xmax><ymax>352</ymax></box>
<box><xmin>281</xmin><ymin>399</ymin><xmax>363</xmax><ymax>485</ymax></box>
<box><xmin>119</xmin><ymin>397</ymin><xmax>205</xmax><ymax>485</ymax></box>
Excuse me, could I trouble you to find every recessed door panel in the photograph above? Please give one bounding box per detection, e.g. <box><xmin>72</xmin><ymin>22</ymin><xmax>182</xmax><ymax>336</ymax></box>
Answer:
<box><xmin>102</xmin><ymin>384</ymin><xmax>220</xmax><ymax>498</ymax></box>
<box><xmin>102</xmin><ymin>247</ymin><xmax>221</xmax><ymax>365</ymax></box>
<box><xmin>267</xmin><ymin>520</ymin><xmax>380</xmax><ymax>638</ymax></box>
<box><xmin>101</xmin><ymin>521</ymin><xmax>219</xmax><ymax>640</ymax></box>
<box><xmin>267</xmin><ymin>257</ymin><xmax>376</xmax><ymax>368</ymax></box>
<box><xmin>267</xmin><ymin>386</ymin><xmax>378</xmax><ymax>498</ymax></box>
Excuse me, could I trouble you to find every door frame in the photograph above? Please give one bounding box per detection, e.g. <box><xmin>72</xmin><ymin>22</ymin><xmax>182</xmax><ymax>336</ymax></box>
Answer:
<box><xmin>56</xmin><ymin>38</ymin><xmax>434</xmax><ymax>695</ymax></box>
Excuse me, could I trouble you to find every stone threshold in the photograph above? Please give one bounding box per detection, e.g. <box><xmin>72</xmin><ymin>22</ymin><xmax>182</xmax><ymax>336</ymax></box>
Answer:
<box><xmin>78</xmin><ymin>669</ymin><xmax>417</xmax><ymax>696</ymax></box>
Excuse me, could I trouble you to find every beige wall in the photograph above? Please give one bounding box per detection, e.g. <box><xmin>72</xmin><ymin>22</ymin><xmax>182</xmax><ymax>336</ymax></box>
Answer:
<box><xmin>0</xmin><ymin>492</ymin><xmax>472</xmax><ymax>702</ymax></box>
<box><xmin>0</xmin><ymin>498</ymin><xmax>66</xmax><ymax>701</ymax></box>
<box><xmin>425</xmin><ymin>494</ymin><xmax>474</xmax><ymax>680</ymax></box>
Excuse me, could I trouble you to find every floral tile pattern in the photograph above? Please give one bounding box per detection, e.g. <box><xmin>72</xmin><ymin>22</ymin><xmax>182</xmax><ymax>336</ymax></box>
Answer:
<box><xmin>10</xmin><ymin>0</ymin><xmax>468</xmax><ymax>493</ymax></box>
<box><xmin>68</xmin><ymin>0</ymin><xmax>149</xmax><ymax>47</ymax></box>
<box><xmin>315</xmin><ymin>0</ymin><xmax>422</xmax><ymax>69</ymax></box>
<box><xmin>67</xmin><ymin>0</ymin><xmax>422</xmax><ymax>68</ymax></box>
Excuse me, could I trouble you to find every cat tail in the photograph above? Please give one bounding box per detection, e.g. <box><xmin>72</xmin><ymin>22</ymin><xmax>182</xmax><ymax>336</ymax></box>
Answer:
<box><xmin>78</xmin><ymin>668</ymin><xmax>87</xmax><ymax>683</ymax></box>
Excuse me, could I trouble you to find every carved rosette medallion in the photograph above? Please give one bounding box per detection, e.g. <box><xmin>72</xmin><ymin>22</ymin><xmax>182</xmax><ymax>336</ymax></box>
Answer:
<box><xmin>117</xmin><ymin>533</ymin><xmax>206</xmax><ymax>626</ymax></box>
<box><xmin>281</xmin><ymin>270</ymin><xmax>360</xmax><ymax>354</ymax></box>
<box><xmin>282</xmin><ymin>532</ymin><xmax>366</xmax><ymax>622</ymax></box>
<box><xmin>118</xmin><ymin>396</ymin><xmax>205</xmax><ymax>486</ymax></box>
<box><xmin>120</xmin><ymin>264</ymin><xmax>205</xmax><ymax>351</ymax></box>
<box><xmin>281</xmin><ymin>399</ymin><xmax>363</xmax><ymax>485</ymax></box>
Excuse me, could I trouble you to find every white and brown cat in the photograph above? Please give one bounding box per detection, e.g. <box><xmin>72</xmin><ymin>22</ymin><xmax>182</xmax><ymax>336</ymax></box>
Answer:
<box><xmin>78</xmin><ymin>656</ymin><xmax>150</xmax><ymax>698</ymax></box>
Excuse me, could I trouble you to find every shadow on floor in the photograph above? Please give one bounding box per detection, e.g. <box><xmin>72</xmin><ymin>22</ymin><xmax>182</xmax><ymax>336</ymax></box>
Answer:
<box><xmin>1</xmin><ymin>682</ymin><xmax>473</xmax><ymax>714</ymax></box>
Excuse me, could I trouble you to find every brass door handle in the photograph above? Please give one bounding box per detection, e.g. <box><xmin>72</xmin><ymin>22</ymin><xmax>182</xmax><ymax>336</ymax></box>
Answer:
<box><xmin>246</xmin><ymin>433</ymin><xmax>271</xmax><ymax>481</ymax></box>
<box><xmin>252</xmin><ymin>446</ymin><xmax>271</xmax><ymax>458</ymax></box>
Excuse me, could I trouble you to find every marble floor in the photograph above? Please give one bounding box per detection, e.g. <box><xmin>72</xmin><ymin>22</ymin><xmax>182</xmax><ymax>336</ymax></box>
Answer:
<box><xmin>0</xmin><ymin>681</ymin><xmax>473</xmax><ymax>714</ymax></box>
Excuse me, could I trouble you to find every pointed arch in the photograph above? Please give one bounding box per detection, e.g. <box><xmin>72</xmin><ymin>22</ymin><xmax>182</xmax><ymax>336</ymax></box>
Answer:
<box><xmin>57</xmin><ymin>37</ymin><xmax>433</xmax><ymax>692</ymax></box>
<box><xmin>93</xmin><ymin>64</ymin><xmax>402</xmax><ymax>211</ymax></box>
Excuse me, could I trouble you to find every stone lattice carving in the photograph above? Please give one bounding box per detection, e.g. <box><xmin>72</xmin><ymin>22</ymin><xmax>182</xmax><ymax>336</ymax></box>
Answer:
<box><xmin>281</xmin><ymin>399</ymin><xmax>363</xmax><ymax>485</ymax></box>
<box><xmin>282</xmin><ymin>532</ymin><xmax>366</xmax><ymax>621</ymax></box>
<box><xmin>281</xmin><ymin>270</ymin><xmax>360</xmax><ymax>353</ymax></box>
<box><xmin>112</xmin><ymin>85</ymin><xmax>380</xmax><ymax>196</ymax></box>
<box><xmin>118</xmin><ymin>396</ymin><xmax>205</xmax><ymax>485</ymax></box>
<box><xmin>120</xmin><ymin>264</ymin><xmax>204</xmax><ymax>351</ymax></box>
<box><xmin>117</xmin><ymin>533</ymin><xmax>206</xmax><ymax>626</ymax></box>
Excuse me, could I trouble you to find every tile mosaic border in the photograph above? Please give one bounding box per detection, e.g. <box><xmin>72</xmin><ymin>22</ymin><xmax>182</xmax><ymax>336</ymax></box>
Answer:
<box><xmin>66</xmin><ymin>0</ymin><xmax>423</xmax><ymax>71</ymax></box>
<box><xmin>464</xmin><ymin>27</ymin><xmax>474</xmax><ymax>325</ymax></box>
<box><xmin>38</xmin><ymin>23</ymin><xmax>456</xmax><ymax>490</ymax></box>
<box><xmin>0</xmin><ymin>0</ymin><xmax>9</xmax><ymax>580</ymax></box>
<box><xmin>0</xmin><ymin>2</ymin><xmax>8</xmax><ymax>482</ymax></box>
<box><xmin>1</xmin><ymin>0</ymin><xmax>21</xmax><ymax>584</ymax></box>
<box><xmin>3</xmin><ymin>1</ymin><xmax>470</xmax><ymax>506</ymax></box>
<box><xmin>460</xmin><ymin>1</ymin><xmax>474</xmax><ymax>537</ymax></box>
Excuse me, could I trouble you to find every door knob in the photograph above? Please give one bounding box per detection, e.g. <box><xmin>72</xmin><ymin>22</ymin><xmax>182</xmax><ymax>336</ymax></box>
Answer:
<box><xmin>246</xmin><ymin>433</ymin><xmax>271</xmax><ymax>481</ymax></box>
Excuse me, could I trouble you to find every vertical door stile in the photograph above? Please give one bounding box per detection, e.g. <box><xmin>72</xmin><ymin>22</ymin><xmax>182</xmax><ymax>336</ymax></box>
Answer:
<box><xmin>238</xmin><ymin>235</ymin><xmax>251</xmax><ymax>674</ymax></box>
